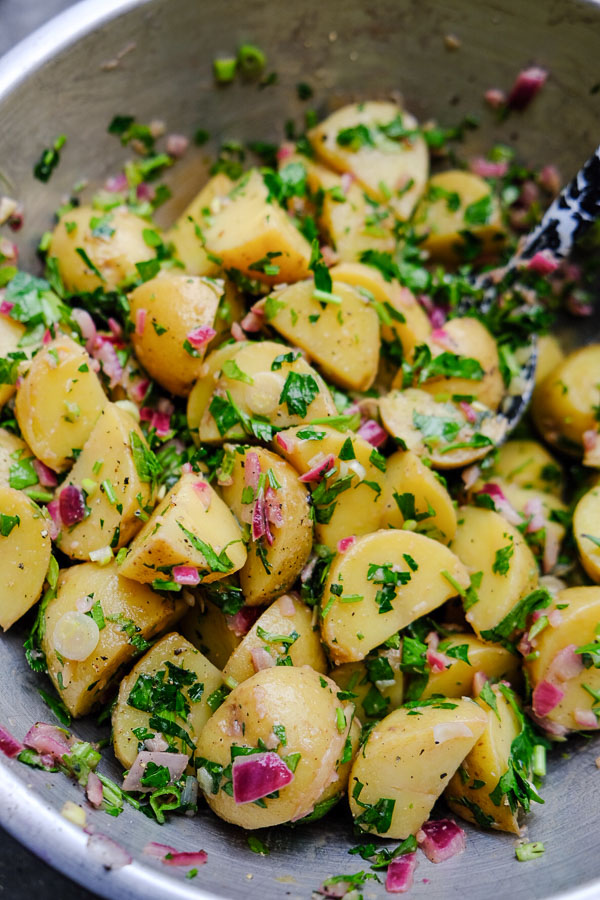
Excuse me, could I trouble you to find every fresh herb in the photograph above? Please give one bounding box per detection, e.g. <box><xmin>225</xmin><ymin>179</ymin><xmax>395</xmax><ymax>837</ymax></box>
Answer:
<box><xmin>33</xmin><ymin>135</ymin><xmax>67</xmax><ymax>182</ymax></box>
<box><xmin>480</xmin><ymin>588</ymin><xmax>552</xmax><ymax>646</ymax></box>
<box><xmin>279</xmin><ymin>371</ymin><xmax>319</xmax><ymax>417</ymax></box>
<box><xmin>492</xmin><ymin>538</ymin><xmax>514</xmax><ymax>575</ymax></box>
<box><xmin>0</xmin><ymin>513</ymin><xmax>19</xmax><ymax>536</ymax></box>
<box><xmin>352</xmin><ymin>780</ymin><xmax>395</xmax><ymax>834</ymax></box>
<box><xmin>177</xmin><ymin>523</ymin><xmax>235</xmax><ymax>573</ymax></box>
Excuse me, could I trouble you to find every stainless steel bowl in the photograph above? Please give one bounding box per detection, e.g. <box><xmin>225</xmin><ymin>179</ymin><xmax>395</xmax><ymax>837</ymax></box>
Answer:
<box><xmin>1</xmin><ymin>1</ymin><xmax>600</xmax><ymax>898</ymax></box>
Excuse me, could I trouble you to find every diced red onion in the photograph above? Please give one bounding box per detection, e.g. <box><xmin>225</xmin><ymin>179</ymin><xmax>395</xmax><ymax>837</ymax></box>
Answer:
<box><xmin>135</xmin><ymin>308</ymin><xmax>147</xmax><ymax>336</ymax></box>
<box><xmin>122</xmin><ymin>751</ymin><xmax>189</xmax><ymax>792</ymax></box>
<box><xmin>187</xmin><ymin>325</ymin><xmax>217</xmax><ymax>348</ymax></box>
<box><xmin>145</xmin><ymin>733</ymin><xmax>169</xmax><ymax>752</ymax></box>
<box><xmin>386</xmin><ymin>853</ymin><xmax>417</xmax><ymax>894</ymax></box>
<box><xmin>539</xmin><ymin>165</ymin><xmax>561</xmax><ymax>195</ymax></box>
<box><xmin>277</xmin><ymin>594</ymin><xmax>296</xmax><ymax>617</ymax></box>
<box><xmin>468</xmin><ymin>157</ymin><xmax>509</xmax><ymax>178</ymax></box>
<box><xmin>166</xmin><ymin>134</ymin><xmax>189</xmax><ymax>158</ymax></box>
<box><xmin>43</xmin><ymin>328</ymin><xmax>53</xmax><ymax>346</ymax></box>
<box><xmin>172</xmin><ymin>566</ymin><xmax>200</xmax><ymax>586</ymax></box>
<box><xmin>241</xmin><ymin>308</ymin><xmax>264</xmax><ymax>332</ymax></box>
<box><xmin>144</xmin><ymin>841</ymin><xmax>178</xmax><ymax>858</ymax></box>
<box><xmin>320</xmin><ymin>245</ymin><xmax>340</xmax><ymax>267</ymax></box>
<box><xmin>429</xmin><ymin>305</ymin><xmax>447</xmax><ymax>329</ymax></box>
<box><xmin>529</xmin><ymin>711</ymin><xmax>568</xmax><ymax>737</ymax></box>
<box><xmin>181</xmin><ymin>462</ymin><xmax>192</xmax><ymax>474</ymax></box>
<box><xmin>136</xmin><ymin>183</ymin><xmax>155</xmax><ymax>202</ymax></box>
<box><xmin>152</xmin><ymin>410</ymin><xmax>171</xmax><ymax>437</ymax></box>
<box><xmin>583</xmin><ymin>430</ymin><xmax>599</xmax><ymax>453</ymax></box>
<box><xmin>319</xmin><ymin>882</ymin><xmax>350</xmax><ymax>898</ymax></box>
<box><xmin>0</xmin><ymin>724</ymin><xmax>24</xmax><ymax>758</ymax></box>
<box><xmin>245</xmin><ymin>452</ymin><xmax>261</xmax><ymax>491</ymax></box>
<box><xmin>524</xmin><ymin>496</ymin><xmax>546</xmax><ymax>533</ymax></box>
<box><xmin>548</xmin><ymin>609</ymin><xmax>562</xmax><ymax>628</ymax></box>
<box><xmin>130</xmin><ymin>378</ymin><xmax>150</xmax><ymax>404</ymax></box>
<box><xmin>526</xmin><ymin>251</ymin><xmax>559</xmax><ymax>276</ymax></box>
<box><xmin>459</xmin><ymin>401</ymin><xmax>477</xmax><ymax>424</ymax></box>
<box><xmin>507</xmin><ymin>66</ymin><xmax>548</xmax><ymax>110</ymax></box>
<box><xmin>252</xmin><ymin>490</ymin><xmax>268</xmax><ymax>542</ymax></box>
<box><xmin>71</xmin><ymin>308</ymin><xmax>97</xmax><ymax>351</ymax></box>
<box><xmin>477</xmin><ymin>483</ymin><xmax>522</xmax><ymax>526</ymax></box>
<box><xmin>24</xmin><ymin>723</ymin><xmax>71</xmax><ymax>761</ymax></box>
<box><xmin>190</xmin><ymin>480</ymin><xmax>211</xmax><ymax>509</ymax></box>
<box><xmin>8</xmin><ymin>207</ymin><xmax>24</xmax><ymax>232</ymax></box>
<box><xmin>357</xmin><ymin>419</ymin><xmax>387</xmax><ymax>448</ymax></box>
<box><xmin>108</xmin><ymin>317</ymin><xmax>122</xmax><ymax>338</ymax></box>
<box><xmin>574</xmin><ymin>709</ymin><xmax>599</xmax><ymax>729</ymax></box>
<box><xmin>518</xmin><ymin>632</ymin><xmax>533</xmax><ymax>657</ymax></box>
<box><xmin>416</xmin><ymin>819</ymin><xmax>466</xmax><ymax>863</ymax></box>
<box><xmin>431</xmin><ymin>327</ymin><xmax>455</xmax><ymax>352</ymax></box>
<box><xmin>337</xmin><ymin>536</ymin><xmax>356</xmax><ymax>554</ymax></box>
<box><xmin>226</xmin><ymin>606</ymin><xmax>261</xmax><ymax>637</ymax></box>
<box><xmin>251</xmin><ymin>647</ymin><xmax>276</xmax><ymax>672</ymax></box>
<box><xmin>543</xmin><ymin>527</ymin><xmax>560</xmax><ymax>574</ymax></box>
<box><xmin>232</xmin><ymin>751</ymin><xmax>295</xmax><ymax>804</ymax></box>
<box><xmin>33</xmin><ymin>459</ymin><xmax>58</xmax><ymax>488</ymax></box>
<box><xmin>91</xmin><ymin>337</ymin><xmax>123</xmax><ymax>388</ymax></box>
<box><xmin>299</xmin><ymin>454</ymin><xmax>335</xmax><ymax>483</ymax></box>
<box><xmin>163</xmin><ymin>850</ymin><xmax>208</xmax><ymax>867</ymax></box>
<box><xmin>105</xmin><ymin>173</ymin><xmax>128</xmax><ymax>192</ymax></box>
<box><xmin>275</xmin><ymin>433</ymin><xmax>293</xmax><ymax>452</ymax></box>
<box><xmin>567</xmin><ymin>291</ymin><xmax>593</xmax><ymax>317</ymax></box>
<box><xmin>59</xmin><ymin>485</ymin><xmax>86</xmax><ymax>526</ymax></box>
<box><xmin>484</xmin><ymin>88</ymin><xmax>507</xmax><ymax>108</ymax></box>
<box><xmin>472</xmin><ymin>670</ymin><xmax>489</xmax><ymax>696</ymax></box>
<box><xmin>265</xmin><ymin>487</ymin><xmax>284</xmax><ymax>527</ymax></box>
<box><xmin>87</xmin><ymin>833</ymin><xmax>132</xmax><ymax>870</ymax></box>
<box><xmin>277</xmin><ymin>143</ymin><xmax>294</xmax><ymax>161</ymax></box>
<box><xmin>547</xmin><ymin>644</ymin><xmax>583</xmax><ymax>682</ymax></box>
<box><xmin>86</xmin><ymin>771</ymin><xmax>103</xmax><ymax>808</ymax></box>
<box><xmin>0</xmin><ymin>239</ymin><xmax>17</xmax><ymax>263</ymax></box>
<box><xmin>46</xmin><ymin>499</ymin><xmax>62</xmax><ymax>539</ymax></box>
<box><xmin>231</xmin><ymin>322</ymin><xmax>245</xmax><ymax>341</ymax></box>
<box><xmin>462</xmin><ymin>464</ymin><xmax>481</xmax><ymax>491</ymax></box>
<box><xmin>0</xmin><ymin>300</ymin><xmax>14</xmax><ymax>315</ymax></box>
<box><xmin>532</xmin><ymin>680</ymin><xmax>565</xmax><ymax>717</ymax></box>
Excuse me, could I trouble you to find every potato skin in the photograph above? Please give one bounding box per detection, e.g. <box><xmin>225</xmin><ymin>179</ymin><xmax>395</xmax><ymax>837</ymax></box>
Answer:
<box><xmin>574</xmin><ymin>486</ymin><xmax>600</xmax><ymax>582</ymax></box>
<box><xmin>419</xmin><ymin>633</ymin><xmax>520</xmax><ymax>700</ymax></box>
<box><xmin>348</xmin><ymin>700</ymin><xmax>487</xmax><ymax>838</ymax></box>
<box><xmin>42</xmin><ymin>562</ymin><xmax>186</xmax><ymax>716</ymax></box>
<box><xmin>196</xmin><ymin>666</ymin><xmax>356</xmax><ymax>828</ymax></box>
<box><xmin>0</xmin><ymin>313</ymin><xmax>26</xmax><ymax>409</ymax></box>
<box><xmin>15</xmin><ymin>335</ymin><xmax>107</xmax><ymax>472</ymax></box>
<box><xmin>48</xmin><ymin>206</ymin><xmax>155</xmax><ymax>292</ymax></box>
<box><xmin>181</xmin><ymin>595</ymin><xmax>242</xmax><ymax>670</ymax></box>
<box><xmin>222</xmin><ymin>594</ymin><xmax>327</xmax><ymax>683</ymax></box>
<box><xmin>0</xmin><ymin>486</ymin><xmax>51</xmax><ymax>630</ymax></box>
<box><xmin>128</xmin><ymin>271</ymin><xmax>222</xmax><ymax>396</ymax></box>
<box><xmin>112</xmin><ymin>632</ymin><xmax>224</xmax><ymax>768</ymax></box>
<box><xmin>220</xmin><ymin>445</ymin><xmax>313</xmax><ymax>605</ymax></box>
<box><xmin>330</xmin><ymin>648</ymin><xmax>404</xmax><ymax>724</ymax></box>
<box><xmin>168</xmin><ymin>173</ymin><xmax>233</xmax><ymax>276</ymax></box>
<box><xmin>380</xmin><ymin>449</ymin><xmax>457</xmax><ymax>544</ymax></box>
<box><xmin>0</xmin><ymin>429</ymin><xmax>32</xmax><ymax>488</ymax></box>
<box><xmin>487</xmin><ymin>439</ymin><xmax>564</xmax><ymax>496</ymax></box>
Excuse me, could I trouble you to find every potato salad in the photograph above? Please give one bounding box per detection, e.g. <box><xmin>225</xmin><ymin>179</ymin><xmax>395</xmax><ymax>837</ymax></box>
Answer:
<box><xmin>0</xmin><ymin>60</ymin><xmax>599</xmax><ymax>890</ymax></box>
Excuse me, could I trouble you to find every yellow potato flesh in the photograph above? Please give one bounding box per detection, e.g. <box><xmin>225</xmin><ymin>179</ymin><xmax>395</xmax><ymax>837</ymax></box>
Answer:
<box><xmin>168</xmin><ymin>173</ymin><xmax>233</xmax><ymax>276</ymax></box>
<box><xmin>380</xmin><ymin>449</ymin><xmax>457</xmax><ymax>544</ymax></box>
<box><xmin>451</xmin><ymin>506</ymin><xmax>538</xmax><ymax>639</ymax></box>
<box><xmin>488</xmin><ymin>439</ymin><xmax>564</xmax><ymax>496</ymax></box>
<box><xmin>0</xmin><ymin>430</ymin><xmax>31</xmax><ymax>488</ymax></box>
<box><xmin>118</xmin><ymin>472</ymin><xmax>246</xmax><ymax>585</ymax></box>
<box><xmin>420</xmin><ymin>633</ymin><xmax>520</xmax><ymax>700</ymax></box>
<box><xmin>220</xmin><ymin>445</ymin><xmax>312</xmax><ymax>605</ymax></box>
<box><xmin>0</xmin><ymin>313</ymin><xmax>25</xmax><ymax>408</ymax></box>
<box><xmin>330</xmin><ymin>649</ymin><xmax>404</xmax><ymax>723</ymax></box>
<box><xmin>42</xmin><ymin>561</ymin><xmax>186</xmax><ymax>716</ymax></box>
<box><xmin>0</xmin><ymin>486</ymin><xmax>51</xmax><ymax>630</ymax></box>
<box><xmin>348</xmin><ymin>700</ymin><xmax>487</xmax><ymax>838</ymax></box>
<box><xmin>223</xmin><ymin>594</ymin><xmax>327</xmax><ymax>683</ymax></box>
<box><xmin>321</xmin><ymin>529</ymin><xmax>470</xmax><ymax>663</ymax></box>
<box><xmin>186</xmin><ymin>342</ymin><xmax>241</xmax><ymax>445</ymax></box>
<box><xmin>55</xmin><ymin>403</ymin><xmax>153</xmax><ymax>560</ymax></box>
<box><xmin>574</xmin><ymin>486</ymin><xmax>600</xmax><ymax>582</ymax></box>
<box><xmin>535</xmin><ymin>334</ymin><xmax>565</xmax><ymax>386</ymax></box>
<box><xmin>128</xmin><ymin>271</ymin><xmax>221</xmax><ymax>396</ymax></box>
<box><xmin>181</xmin><ymin>594</ymin><xmax>242</xmax><ymax>671</ymax></box>
<box><xmin>15</xmin><ymin>335</ymin><xmax>108</xmax><ymax>472</ymax></box>
<box><xmin>112</xmin><ymin>632</ymin><xmax>224</xmax><ymax>768</ymax></box>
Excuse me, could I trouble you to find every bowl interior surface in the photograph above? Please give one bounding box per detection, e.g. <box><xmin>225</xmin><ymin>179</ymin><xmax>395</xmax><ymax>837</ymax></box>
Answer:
<box><xmin>1</xmin><ymin>1</ymin><xmax>600</xmax><ymax>898</ymax></box>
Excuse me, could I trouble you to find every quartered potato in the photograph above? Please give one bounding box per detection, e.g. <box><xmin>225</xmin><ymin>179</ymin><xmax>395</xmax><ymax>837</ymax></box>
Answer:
<box><xmin>203</xmin><ymin>169</ymin><xmax>312</xmax><ymax>285</ymax></box>
<box><xmin>321</xmin><ymin>529</ymin><xmax>470</xmax><ymax>663</ymax></box>
<box><xmin>532</xmin><ymin>344</ymin><xmax>600</xmax><ymax>454</ymax></box>
<box><xmin>419</xmin><ymin>633</ymin><xmax>520</xmax><ymax>700</ymax></box>
<box><xmin>308</xmin><ymin>101</ymin><xmax>428</xmax><ymax>220</ymax></box>
<box><xmin>0</xmin><ymin>429</ymin><xmax>32</xmax><ymax>488</ymax></box>
<box><xmin>0</xmin><ymin>486</ymin><xmax>51</xmax><ymax>630</ymax></box>
<box><xmin>261</xmin><ymin>279</ymin><xmax>380</xmax><ymax>392</ymax></box>
<box><xmin>48</xmin><ymin>206</ymin><xmax>156</xmax><ymax>292</ymax></box>
<box><xmin>450</xmin><ymin>506</ymin><xmax>538</xmax><ymax>640</ymax></box>
<box><xmin>413</xmin><ymin>170</ymin><xmax>505</xmax><ymax>263</ymax></box>
<box><xmin>15</xmin><ymin>335</ymin><xmax>107</xmax><ymax>472</ymax></box>
<box><xmin>219</xmin><ymin>445</ymin><xmax>312</xmax><ymax>605</ymax></box>
<box><xmin>380</xmin><ymin>449</ymin><xmax>457</xmax><ymax>543</ymax></box>
<box><xmin>445</xmin><ymin>685</ymin><xmax>527</xmax><ymax>834</ymax></box>
<box><xmin>348</xmin><ymin>700</ymin><xmax>487</xmax><ymax>838</ymax></box>
<box><xmin>112</xmin><ymin>632</ymin><xmax>224</xmax><ymax>768</ymax></box>
<box><xmin>42</xmin><ymin>561</ymin><xmax>186</xmax><ymax>716</ymax></box>
<box><xmin>189</xmin><ymin>340</ymin><xmax>337</xmax><ymax>444</ymax></box>
<box><xmin>181</xmin><ymin>590</ymin><xmax>244</xmax><ymax>670</ymax></box>
<box><xmin>196</xmin><ymin>666</ymin><xmax>358</xmax><ymax>828</ymax></box>
<box><xmin>55</xmin><ymin>403</ymin><xmax>154</xmax><ymax>560</ymax></box>
<box><xmin>487</xmin><ymin>439</ymin><xmax>564</xmax><ymax>496</ymax></box>
<box><xmin>525</xmin><ymin>586</ymin><xmax>600</xmax><ymax>733</ymax></box>
<box><xmin>574</xmin><ymin>486</ymin><xmax>600</xmax><ymax>582</ymax></box>
<box><xmin>222</xmin><ymin>594</ymin><xmax>327</xmax><ymax>683</ymax></box>
<box><xmin>493</xmin><ymin>480</ymin><xmax>567</xmax><ymax>566</ymax></box>
<box><xmin>330</xmin><ymin>648</ymin><xmax>404</xmax><ymax>723</ymax></box>
<box><xmin>118</xmin><ymin>472</ymin><xmax>247</xmax><ymax>585</ymax></box>
<box><xmin>209</xmin><ymin>278</ymin><xmax>247</xmax><ymax>350</ymax></box>
<box><xmin>128</xmin><ymin>270</ymin><xmax>222</xmax><ymax>396</ymax></box>
<box><xmin>274</xmin><ymin>424</ymin><xmax>385</xmax><ymax>548</ymax></box>
<box><xmin>379</xmin><ymin>388</ymin><xmax>506</xmax><ymax>469</ymax></box>
<box><xmin>0</xmin><ymin>313</ymin><xmax>26</xmax><ymax>408</ymax></box>
<box><xmin>168</xmin><ymin>172</ymin><xmax>233</xmax><ymax>275</ymax></box>
<box><xmin>535</xmin><ymin>334</ymin><xmax>565</xmax><ymax>386</ymax></box>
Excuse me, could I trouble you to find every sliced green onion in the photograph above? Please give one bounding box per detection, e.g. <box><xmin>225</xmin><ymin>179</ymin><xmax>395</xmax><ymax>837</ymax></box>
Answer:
<box><xmin>515</xmin><ymin>842</ymin><xmax>545</xmax><ymax>862</ymax></box>
<box><xmin>237</xmin><ymin>43</ymin><xmax>266</xmax><ymax>77</ymax></box>
<box><xmin>532</xmin><ymin>745</ymin><xmax>547</xmax><ymax>778</ymax></box>
<box><xmin>312</xmin><ymin>288</ymin><xmax>342</xmax><ymax>305</ymax></box>
<box><xmin>213</xmin><ymin>57</ymin><xmax>237</xmax><ymax>83</ymax></box>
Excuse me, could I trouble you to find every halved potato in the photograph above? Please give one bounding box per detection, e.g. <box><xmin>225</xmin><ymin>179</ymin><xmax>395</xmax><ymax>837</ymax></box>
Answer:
<box><xmin>348</xmin><ymin>699</ymin><xmax>487</xmax><ymax>838</ymax></box>
<box><xmin>419</xmin><ymin>633</ymin><xmax>520</xmax><ymax>700</ymax></box>
<box><xmin>42</xmin><ymin>561</ymin><xmax>186</xmax><ymax>716</ymax></box>
<box><xmin>321</xmin><ymin>529</ymin><xmax>470</xmax><ymax>663</ymax></box>
<box><xmin>15</xmin><ymin>335</ymin><xmax>107</xmax><ymax>472</ymax></box>
<box><xmin>168</xmin><ymin>173</ymin><xmax>233</xmax><ymax>275</ymax></box>
<box><xmin>330</xmin><ymin>648</ymin><xmax>404</xmax><ymax>723</ymax></box>
<box><xmin>380</xmin><ymin>449</ymin><xmax>457</xmax><ymax>544</ymax></box>
<box><xmin>535</xmin><ymin>334</ymin><xmax>565</xmax><ymax>386</ymax></box>
<box><xmin>112</xmin><ymin>632</ymin><xmax>224</xmax><ymax>768</ymax></box>
<box><xmin>118</xmin><ymin>472</ymin><xmax>246</xmax><ymax>585</ymax></box>
<box><xmin>203</xmin><ymin>169</ymin><xmax>312</xmax><ymax>285</ymax></box>
<box><xmin>219</xmin><ymin>445</ymin><xmax>312</xmax><ymax>605</ymax></box>
<box><xmin>0</xmin><ymin>430</ymin><xmax>32</xmax><ymax>488</ymax></box>
<box><xmin>0</xmin><ymin>313</ymin><xmax>26</xmax><ymax>408</ymax></box>
<box><xmin>487</xmin><ymin>439</ymin><xmax>564</xmax><ymax>496</ymax></box>
<box><xmin>0</xmin><ymin>487</ymin><xmax>51</xmax><ymax>630</ymax></box>
<box><xmin>574</xmin><ymin>486</ymin><xmax>600</xmax><ymax>582</ymax></box>
<box><xmin>181</xmin><ymin>594</ymin><xmax>243</xmax><ymax>671</ymax></box>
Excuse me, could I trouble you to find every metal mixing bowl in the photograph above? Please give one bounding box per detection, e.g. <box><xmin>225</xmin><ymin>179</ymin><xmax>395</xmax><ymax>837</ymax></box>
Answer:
<box><xmin>1</xmin><ymin>1</ymin><xmax>600</xmax><ymax>898</ymax></box>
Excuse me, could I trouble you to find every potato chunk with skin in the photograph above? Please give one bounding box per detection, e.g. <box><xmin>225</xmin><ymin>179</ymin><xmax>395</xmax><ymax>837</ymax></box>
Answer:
<box><xmin>330</xmin><ymin>648</ymin><xmax>404</xmax><ymax>723</ymax></box>
<box><xmin>196</xmin><ymin>666</ymin><xmax>357</xmax><ymax>828</ymax></box>
<box><xmin>223</xmin><ymin>594</ymin><xmax>327</xmax><ymax>683</ymax></box>
<box><xmin>55</xmin><ymin>403</ymin><xmax>154</xmax><ymax>560</ymax></box>
<box><xmin>525</xmin><ymin>587</ymin><xmax>600</xmax><ymax>733</ymax></box>
<box><xmin>321</xmin><ymin>529</ymin><xmax>470</xmax><ymax>663</ymax></box>
<box><xmin>203</xmin><ymin>169</ymin><xmax>312</xmax><ymax>285</ymax></box>
<box><xmin>48</xmin><ymin>206</ymin><xmax>156</xmax><ymax>292</ymax></box>
<box><xmin>187</xmin><ymin>342</ymin><xmax>241</xmax><ymax>445</ymax></box>
<box><xmin>42</xmin><ymin>561</ymin><xmax>186</xmax><ymax>716</ymax></box>
<box><xmin>379</xmin><ymin>388</ymin><xmax>506</xmax><ymax>470</ymax></box>
<box><xmin>0</xmin><ymin>486</ymin><xmax>51</xmax><ymax>630</ymax></box>
<box><xmin>380</xmin><ymin>450</ymin><xmax>457</xmax><ymax>544</ymax></box>
<box><xmin>0</xmin><ymin>313</ymin><xmax>25</xmax><ymax>408</ymax></box>
<box><xmin>308</xmin><ymin>102</ymin><xmax>428</xmax><ymax>220</ymax></box>
<box><xmin>413</xmin><ymin>170</ymin><xmax>505</xmax><ymax>263</ymax></box>
<box><xmin>128</xmin><ymin>271</ymin><xmax>222</xmax><ymax>396</ymax></box>
<box><xmin>181</xmin><ymin>591</ymin><xmax>243</xmax><ymax>670</ymax></box>
<box><xmin>261</xmin><ymin>279</ymin><xmax>380</xmax><ymax>392</ymax></box>
<box><xmin>274</xmin><ymin>425</ymin><xmax>385</xmax><ymax>548</ymax></box>
<box><xmin>445</xmin><ymin>685</ymin><xmax>524</xmax><ymax>834</ymax></box>
<box><xmin>220</xmin><ymin>445</ymin><xmax>312</xmax><ymax>605</ymax></box>
<box><xmin>532</xmin><ymin>344</ymin><xmax>600</xmax><ymax>454</ymax></box>
<box><xmin>491</xmin><ymin>480</ymin><xmax>567</xmax><ymax>566</ymax></box>
<box><xmin>451</xmin><ymin>506</ymin><xmax>538</xmax><ymax>640</ymax></box>
<box><xmin>535</xmin><ymin>334</ymin><xmax>564</xmax><ymax>385</ymax></box>
<box><xmin>0</xmin><ymin>429</ymin><xmax>32</xmax><ymax>488</ymax></box>
<box><xmin>574</xmin><ymin>486</ymin><xmax>600</xmax><ymax>582</ymax></box>
<box><xmin>112</xmin><ymin>632</ymin><xmax>224</xmax><ymax>768</ymax></box>
<box><xmin>118</xmin><ymin>472</ymin><xmax>246</xmax><ymax>585</ymax></box>
<box><xmin>194</xmin><ymin>340</ymin><xmax>337</xmax><ymax>444</ymax></box>
<box><xmin>15</xmin><ymin>335</ymin><xmax>107</xmax><ymax>472</ymax></box>
<box><xmin>487</xmin><ymin>439</ymin><xmax>564</xmax><ymax>496</ymax></box>
<box><xmin>419</xmin><ymin>633</ymin><xmax>520</xmax><ymax>700</ymax></box>
<box><xmin>349</xmin><ymin>700</ymin><xmax>487</xmax><ymax>838</ymax></box>
<box><xmin>168</xmin><ymin>173</ymin><xmax>233</xmax><ymax>276</ymax></box>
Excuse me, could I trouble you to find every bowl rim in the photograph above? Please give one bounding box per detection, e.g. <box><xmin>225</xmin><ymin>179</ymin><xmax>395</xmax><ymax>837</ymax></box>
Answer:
<box><xmin>1</xmin><ymin>1</ymin><xmax>600</xmax><ymax>899</ymax></box>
